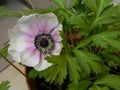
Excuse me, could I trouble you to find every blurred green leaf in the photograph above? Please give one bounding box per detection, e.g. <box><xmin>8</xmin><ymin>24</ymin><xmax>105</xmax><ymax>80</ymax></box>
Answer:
<box><xmin>73</xmin><ymin>49</ymin><xmax>103</xmax><ymax>74</ymax></box>
<box><xmin>0</xmin><ymin>6</ymin><xmax>21</xmax><ymax>17</ymax></box>
<box><xmin>0</xmin><ymin>81</ymin><xmax>10</xmax><ymax>90</ymax></box>
<box><xmin>0</xmin><ymin>42</ymin><xmax>9</xmax><ymax>58</ymax></box>
<box><xmin>67</xmin><ymin>80</ymin><xmax>91</xmax><ymax>90</ymax></box>
<box><xmin>92</xmin><ymin>31</ymin><xmax>120</xmax><ymax>50</ymax></box>
<box><xmin>51</xmin><ymin>0</ymin><xmax>66</xmax><ymax>8</ymax></box>
<box><xmin>89</xmin><ymin>85</ymin><xmax>110</xmax><ymax>90</ymax></box>
<box><xmin>94</xmin><ymin>74</ymin><xmax>120</xmax><ymax>90</ymax></box>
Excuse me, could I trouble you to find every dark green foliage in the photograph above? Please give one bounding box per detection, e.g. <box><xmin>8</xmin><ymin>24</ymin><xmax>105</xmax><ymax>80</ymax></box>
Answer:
<box><xmin>0</xmin><ymin>81</ymin><xmax>10</xmax><ymax>90</ymax></box>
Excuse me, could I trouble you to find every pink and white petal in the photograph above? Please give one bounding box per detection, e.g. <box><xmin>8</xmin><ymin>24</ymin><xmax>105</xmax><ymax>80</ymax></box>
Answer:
<box><xmin>18</xmin><ymin>14</ymin><xmax>39</xmax><ymax>25</ymax></box>
<box><xmin>18</xmin><ymin>22</ymin><xmax>40</xmax><ymax>37</ymax></box>
<box><xmin>34</xmin><ymin>59</ymin><xmax>52</xmax><ymax>71</ymax></box>
<box><xmin>21</xmin><ymin>47</ymin><xmax>40</xmax><ymax>67</ymax></box>
<box><xmin>17</xmin><ymin>14</ymin><xmax>41</xmax><ymax>36</ymax></box>
<box><xmin>9</xmin><ymin>34</ymin><xmax>34</xmax><ymax>52</ymax></box>
<box><xmin>52</xmin><ymin>42</ymin><xmax>63</xmax><ymax>55</ymax></box>
<box><xmin>8</xmin><ymin>25</ymin><xmax>20</xmax><ymax>39</ymax></box>
<box><xmin>37</xmin><ymin>13</ymin><xmax>59</xmax><ymax>34</ymax></box>
<box><xmin>8</xmin><ymin>47</ymin><xmax>21</xmax><ymax>62</ymax></box>
<box><xmin>51</xmin><ymin>24</ymin><xmax>63</xmax><ymax>42</ymax></box>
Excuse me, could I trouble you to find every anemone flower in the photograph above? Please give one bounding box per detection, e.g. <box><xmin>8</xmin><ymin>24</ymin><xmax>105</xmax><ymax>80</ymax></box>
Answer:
<box><xmin>8</xmin><ymin>13</ymin><xmax>63</xmax><ymax>71</ymax></box>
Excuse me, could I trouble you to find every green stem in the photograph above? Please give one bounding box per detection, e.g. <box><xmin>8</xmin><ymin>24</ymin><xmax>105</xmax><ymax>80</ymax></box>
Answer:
<box><xmin>69</xmin><ymin>29</ymin><xmax>74</xmax><ymax>48</ymax></box>
<box><xmin>28</xmin><ymin>0</ymin><xmax>35</xmax><ymax>9</ymax></box>
<box><xmin>58</xmin><ymin>85</ymin><xmax>62</xmax><ymax>90</ymax></box>
<box><xmin>0</xmin><ymin>53</ymin><xmax>27</xmax><ymax>78</ymax></box>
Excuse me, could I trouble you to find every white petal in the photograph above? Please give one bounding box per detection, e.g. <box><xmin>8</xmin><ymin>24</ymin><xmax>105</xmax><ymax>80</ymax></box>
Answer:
<box><xmin>9</xmin><ymin>34</ymin><xmax>34</xmax><ymax>52</ymax></box>
<box><xmin>8</xmin><ymin>25</ymin><xmax>20</xmax><ymax>39</ymax></box>
<box><xmin>34</xmin><ymin>59</ymin><xmax>52</xmax><ymax>71</ymax></box>
<box><xmin>37</xmin><ymin>13</ymin><xmax>59</xmax><ymax>33</ymax></box>
<box><xmin>18</xmin><ymin>14</ymin><xmax>39</xmax><ymax>25</ymax></box>
<box><xmin>8</xmin><ymin>46</ymin><xmax>21</xmax><ymax>62</ymax></box>
<box><xmin>21</xmin><ymin>47</ymin><xmax>40</xmax><ymax>67</ymax></box>
<box><xmin>52</xmin><ymin>42</ymin><xmax>63</xmax><ymax>55</ymax></box>
<box><xmin>17</xmin><ymin>14</ymin><xmax>41</xmax><ymax>36</ymax></box>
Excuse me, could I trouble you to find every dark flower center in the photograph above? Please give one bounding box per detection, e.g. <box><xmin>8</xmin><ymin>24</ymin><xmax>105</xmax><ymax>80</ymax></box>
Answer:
<box><xmin>40</xmin><ymin>38</ymin><xmax>49</xmax><ymax>47</ymax></box>
<box><xmin>34</xmin><ymin>33</ymin><xmax>54</xmax><ymax>53</ymax></box>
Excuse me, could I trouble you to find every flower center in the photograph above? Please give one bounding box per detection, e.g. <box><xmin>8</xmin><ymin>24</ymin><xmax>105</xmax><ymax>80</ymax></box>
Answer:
<box><xmin>40</xmin><ymin>38</ymin><xmax>49</xmax><ymax>47</ymax></box>
<box><xmin>34</xmin><ymin>34</ymin><xmax>54</xmax><ymax>53</ymax></box>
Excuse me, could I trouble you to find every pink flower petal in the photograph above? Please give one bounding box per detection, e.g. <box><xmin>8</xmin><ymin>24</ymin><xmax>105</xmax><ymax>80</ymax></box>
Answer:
<box><xmin>51</xmin><ymin>24</ymin><xmax>63</xmax><ymax>42</ymax></box>
<box><xmin>37</xmin><ymin>13</ymin><xmax>59</xmax><ymax>34</ymax></box>
<box><xmin>21</xmin><ymin>47</ymin><xmax>40</xmax><ymax>67</ymax></box>
<box><xmin>9</xmin><ymin>34</ymin><xmax>34</xmax><ymax>52</ymax></box>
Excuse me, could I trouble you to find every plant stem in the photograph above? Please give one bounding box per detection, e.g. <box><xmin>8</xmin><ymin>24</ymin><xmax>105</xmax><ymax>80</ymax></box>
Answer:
<box><xmin>58</xmin><ymin>85</ymin><xmax>62</xmax><ymax>90</ymax></box>
<box><xmin>28</xmin><ymin>0</ymin><xmax>35</xmax><ymax>9</ymax></box>
<box><xmin>0</xmin><ymin>53</ymin><xmax>27</xmax><ymax>78</ymax></box>
<box><xmin>69</xmin><ymin>29</ymin><xmax>74</xmax><ymax>48</ymax></box>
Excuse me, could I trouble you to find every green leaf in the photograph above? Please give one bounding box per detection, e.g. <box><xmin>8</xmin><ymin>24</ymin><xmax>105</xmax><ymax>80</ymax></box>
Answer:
<box><xmin>22</xmin><ymin>6</ymin><xmax>58</xmax><ymax>15</ymax></box>
<box><xmin>39</xmin><ymin>55</ymin><xmax>67</xmax><ymax>85</ymax></box>
<box><xmin>0</xmin><ymin>81</ymin><xmax>10</xmax><ymax>90</ymax></box>
<box><xmin>89</xmin><ymin>85</ymin><xmax>110</xmax><ymax>90</ymax></box>
<box><xmin>0</xmin><ymin>6</ymin><xmax>21</xmax><ymax>17</ymax></box>
<box><xmin>28</xmin><ymin>69</ymin><xmax>39</xmax><ymax>79</ymax></box>
<box><xmin>95</xmin><ymin>5</ymin><xmax>118</xmax><ymax>25</ymax></box>
<box><xmin>0</xmin><ymin>42</ymin><xmax>9</xmax><ymax>58</ymax></box>
<box><xmin>83</xmin><ymin>0</ymin><xmax>112</xmax><ymax>15</ymax></box>
<box><xmin>39</xmin><ymin>54</ymin><xmax>80</xmax><ymax>85</ymax></box>
<box><xmin>76</xmin><ymin>37</ymin><xmax>92</xmax><ymax>49</ymax></box>
<box><xmin>73</xmin><ymin>49</ymin><xmax>103</xmax><ymax>74</ymax></box>
<box><xmin>66</xmin><ymin>55</ymin><xmax>81</xmax><ymax>84</ymax></box>
<box><xmin>51</xmin><ymin>0</ymin><xmax>66</xmax><ymax>8</ymax></box>
<box><xmin>68</xmin><ymin>14</ymin><xmax>88</xmax><ymax>29</ymax></box>
<box><xmin>92</xmin><ymin>31</ymin><xmax>120</xmax><ymax>50</ymax></box>
<box><xmin>67</xmin><ymin>80</ymin><xmax>91</xmax><ymax>90</ymax></box>
<box><xmin>68</xmin><ymin>0</ymin><xmax>79</xmax><ymax>8</ymax></box>
<box><xmin>94</xmin><ymin>74</ymin><xmax>120</xmax><ymax>90</ymax></box>
<box><xmin>102</xmin><ymin>53</ymin><xmax>120</xmax><ymax>63</ymax></box>
<box><xmin>83</xmin><ymin>0</ymin><xmax>98</xmax><ymax>14</ymax></box>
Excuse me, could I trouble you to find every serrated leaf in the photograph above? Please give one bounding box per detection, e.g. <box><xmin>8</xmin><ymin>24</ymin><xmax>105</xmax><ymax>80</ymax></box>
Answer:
<box><xmin>40</xmin><ymin>55</ymin><xmax>67</xmax><ymax>85</ymax></box>
<box><xmin>84</xmin><ymin>0</ymin><xmax>112</xmax><ymax>15</ymax></box>
<box><xmin>40</xmin><ymin>54</ymin><xmax>80</xmax><ymax>85</ymax></box>
<box><xmin>95</xmin><ymin>5</ymin><xmax>118</xmax><ymax>25</ymax></box>
<box><xmin>0</xmin><ymin>42</ymin><xmax>9</xmax><ymax>58</ymax></box>
<box><xmin>84</xmin><ymin>0</ymin><xmax>117</xmax><ymax>27</ymax></box>
<box><xmin>92</xmin><ymin>31</ymin><xmax>120</xmax><ymax>50</ymax></box>
<box><xmin>0</xmin><ymin>81</ymin><xmax>10</xmax><ymax>90</ymax></box>
<box><xmin>66</xmin><ymin>55</ymin><xmax>81</xmax><ymax>84</ymax></box>
<box><xmin>68</xmin><ymin>14</ymin><xmax>88</xmax><ymax>29</ymax></box>
<box><xmin>22</xmin><ymin>6</ymin><xmax>58</xmax><ymax>15</ymax></box>
<box><xmin>94</xmin><ymin>74</ymin><xmax>120</xmax><ymax>90</ymax></box>
<box><xmin>51</xmin><ymin>0</ymin><xmax>66</xmax><ymax>8</ymax></box>
<box><xmin>102</xmin><ymin>53</ymin><xmax>120</xmax><ymax>63</ymax></box>
<box><xmin>67</xmin><ymin>80</ymin><xmax>91</xmax><ymax>90</ymax></box>
<box><xmin>89</xmin><ymin>85</ymin><xmax>110</xmax><ymax>90</ymax></box>
<box><xmin>83</xmin><ymin>0</ymin><xmax>98</xmax><ymax>14</ymax></box>
<box><xmin>28</xmin><ymin>69</ymin><xmax>39</xmax><ymax>79</ymax></box>
<box><xmin>73</xmin><ymin>49</ymin><xmax>103</xmax><ymax>74</ymax></box>
<box><xmin>68</xmin><ymin>0</ymin><xmax>79</xmax><ymax>8</ymax></box>
<box><xmin>76</xmin><ymin>37</ymin><xmax>92</xmax><ymax>49</ymax></box>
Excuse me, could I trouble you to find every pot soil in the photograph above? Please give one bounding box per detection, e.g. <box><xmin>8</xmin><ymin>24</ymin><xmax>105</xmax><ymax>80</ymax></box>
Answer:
<box><xmin>26</xmin><ymin>67</ymin><xmax>69</xmax><ymax>90</ymax></box>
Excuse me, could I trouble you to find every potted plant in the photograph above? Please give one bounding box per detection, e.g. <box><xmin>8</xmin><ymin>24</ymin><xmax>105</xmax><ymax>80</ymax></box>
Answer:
<box><xmin>0</xmin><ymin>0</ymin><xmax>120</xmax><ymax>90</ymax></box>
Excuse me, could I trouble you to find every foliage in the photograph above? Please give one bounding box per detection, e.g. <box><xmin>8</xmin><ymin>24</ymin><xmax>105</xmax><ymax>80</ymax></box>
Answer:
<box><xmin>0</xmin><ymin>81</ymin><xmax>10</xmax><ymax>90</ymax></box>
<box><xmin>0</xmin><ymin>0</ymin><xmax>120</xmax><ymax>90</ymax></box>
